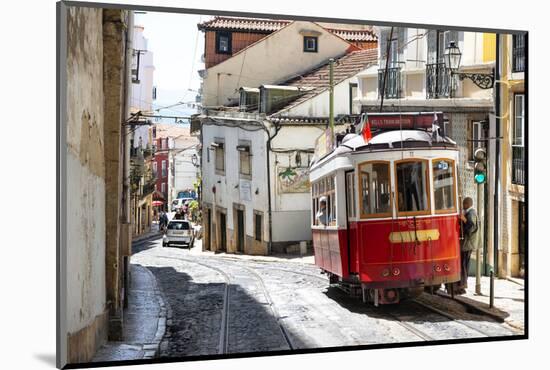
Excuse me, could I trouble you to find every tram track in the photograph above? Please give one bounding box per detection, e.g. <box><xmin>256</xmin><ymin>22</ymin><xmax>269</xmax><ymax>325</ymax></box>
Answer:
<box><xmin>148</xmin><ymin>250</ymin><xmax>514</xmax><ymax>351</ymax></box>
<box><xmin>153</xmin><ymin>254</ymin><xmax>294</xmax><ymax>352</ymax></box>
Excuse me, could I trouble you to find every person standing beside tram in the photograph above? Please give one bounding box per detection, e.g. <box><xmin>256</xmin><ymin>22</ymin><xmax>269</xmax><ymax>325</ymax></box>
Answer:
<box><xmin>457</xmin><ymin>196</ymin><xmax>481</xmax><ymax>294</ymax></box>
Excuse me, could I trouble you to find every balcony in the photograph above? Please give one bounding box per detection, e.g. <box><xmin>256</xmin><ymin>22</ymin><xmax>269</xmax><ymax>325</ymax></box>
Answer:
<box><xmin>512</xmin><ymin>146</ymin><xmax>525</xmax><ymax>185</ymax></box>
<box><xmin>378</xmin><ymin>67</ymin><xmax>401</xmax><ymax>99</ymax></box>
<box><xmin>426</xmin><ymin>63</ymin><xmax>452</xmax><ymax>99</ymax></box>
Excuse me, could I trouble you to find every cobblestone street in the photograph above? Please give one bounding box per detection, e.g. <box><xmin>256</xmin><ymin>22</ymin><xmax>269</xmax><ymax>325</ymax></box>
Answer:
<box><xmin>128</xmin><ymin>236</ymin><xmax>523</xmax><ymax>358</ymax></box>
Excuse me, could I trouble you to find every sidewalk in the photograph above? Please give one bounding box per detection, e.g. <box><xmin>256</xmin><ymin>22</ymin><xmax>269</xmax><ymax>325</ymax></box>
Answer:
<box><xmin>440</xmin><ymin>276</ymin><xmax>525</xmax><ymax>332</ymax></box>
<box><xmin>92</xmin><ymin>264</ymin><xmax>167</xmax><ymax>362</ymax></box>
<box><xmin>132</xmin><ymin>223</ymin><xmax>162</xmax><ymax>244</ymax></box>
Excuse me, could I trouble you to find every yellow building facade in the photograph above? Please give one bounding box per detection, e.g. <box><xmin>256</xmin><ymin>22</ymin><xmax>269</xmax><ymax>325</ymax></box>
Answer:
<box><xmin>498</xmin><ymin>33</ymin><xmax>526</xmax><ymax>278</ymax></box>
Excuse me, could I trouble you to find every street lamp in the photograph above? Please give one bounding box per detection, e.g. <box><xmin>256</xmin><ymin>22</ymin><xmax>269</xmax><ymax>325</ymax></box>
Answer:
<box><xmin>443</xmin><ymin>41</ymin><xmax>495</xmax><ymax>90</ymax></box>
<box><xmin>191</xmin><ymin>153</ymin><xmax>199</xmax><ymax>167</ymax></box>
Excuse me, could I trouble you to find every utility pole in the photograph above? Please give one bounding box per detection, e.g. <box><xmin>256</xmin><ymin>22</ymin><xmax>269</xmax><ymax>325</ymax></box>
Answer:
<box><xmin>476</xmin><ymin>181</ymin><xmax>482</xmax><ymax>295</ymax></box>
<box><xmin>329</xmin><ymin>58</ymin><xmax>335</xmax><ymax>140</ymax></box>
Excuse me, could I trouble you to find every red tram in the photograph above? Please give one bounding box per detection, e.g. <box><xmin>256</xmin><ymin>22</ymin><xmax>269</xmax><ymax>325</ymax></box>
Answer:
<box><xmin>310</xmin><ymin>113</ymin><xmax>461</xmax><ymax>305</ymax></box>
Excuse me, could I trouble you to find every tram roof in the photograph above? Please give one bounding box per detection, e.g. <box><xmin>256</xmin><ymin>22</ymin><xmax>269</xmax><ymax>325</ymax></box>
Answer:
<box><xmin>311</xmin><ymin>129</ymin><xmax>457</xmax><ymax>168</ymax></box>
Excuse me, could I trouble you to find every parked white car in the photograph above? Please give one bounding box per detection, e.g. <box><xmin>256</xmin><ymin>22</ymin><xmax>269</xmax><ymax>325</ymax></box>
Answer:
<box><xmin>162</xmin><ymin>219</ymin><xmax>194</xmax><ymax>248</ymax></box>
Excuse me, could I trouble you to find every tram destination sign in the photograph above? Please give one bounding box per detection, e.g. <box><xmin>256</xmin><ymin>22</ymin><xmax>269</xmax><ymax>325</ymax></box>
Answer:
<box><xmin>368</xmin><ymin>112</ymin><xmax>444</xmax><ymax>130</ymax></box>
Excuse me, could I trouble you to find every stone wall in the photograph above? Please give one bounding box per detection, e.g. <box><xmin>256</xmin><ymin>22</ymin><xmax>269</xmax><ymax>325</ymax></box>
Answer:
<box><xmin>63</xmin><ymin>5</ymin><xmax>130</xmax><ymax>364</ymax></box>
<box><xmin>65</xmin><ymin>5</ymin><xmax>108</xmax><ymax>364</ymax></box>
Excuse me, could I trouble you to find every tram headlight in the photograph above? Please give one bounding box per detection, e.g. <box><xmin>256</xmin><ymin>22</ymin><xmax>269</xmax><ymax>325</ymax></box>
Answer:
<box><xmin>444</xmin><ymin>264</ymin><xmax>451</xmax><ymax>272</ymax></box>
<box><xmin>382</xmin><ymin>269</ymin><xmax>390</xmax><ymax>277</ymax></box>
<box><xmin>392</xmin><ymin>267</ymin><xmax>400</xmax><ymax>276</ymax></box>
<box><xmin>434</xmin><ymin>265</ymin><xmax>442</xmax><ymax>272</ymax></box>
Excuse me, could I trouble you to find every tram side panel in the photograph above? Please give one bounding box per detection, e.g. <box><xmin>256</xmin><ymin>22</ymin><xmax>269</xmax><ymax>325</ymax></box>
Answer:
<box><xmin>312</xmin><ymin>229</ymin><xmax>350</xmax><ymax>278</ymax></box>
<box><xmin>355</xmin><ymin>215</ymin><xmax>460</xmax><ymax>288</ymax></box>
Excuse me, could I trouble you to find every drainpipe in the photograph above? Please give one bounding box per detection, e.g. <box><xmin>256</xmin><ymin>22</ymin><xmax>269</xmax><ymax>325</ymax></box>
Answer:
<box><xmin>266</xmin><ymin>122</ymin><xmax>281</xmax><ymax>255</ymax></box>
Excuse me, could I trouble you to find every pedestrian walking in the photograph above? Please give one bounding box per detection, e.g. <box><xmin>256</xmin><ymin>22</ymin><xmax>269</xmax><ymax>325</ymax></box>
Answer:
<box><xmin>457</xmin><ymin>196</ymin><xmax>481</xmax><ymax>294</ymax></box>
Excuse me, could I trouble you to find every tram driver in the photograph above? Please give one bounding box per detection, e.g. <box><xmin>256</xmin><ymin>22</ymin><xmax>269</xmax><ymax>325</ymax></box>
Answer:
<box><xmin>316</xmin><ymin>196</ymin><xmax>329</xmax><ymax>226</ymax></box>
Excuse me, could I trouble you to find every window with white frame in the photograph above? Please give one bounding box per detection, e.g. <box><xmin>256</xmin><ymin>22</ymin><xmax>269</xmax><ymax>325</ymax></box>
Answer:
<box><xmin>215</xmin><ymin>142</ymin><xmax>225</xmax><ymax>173</ymax></box>
<box><xmin>152</xmin><ymin>162</ymin><xmax>157</xmax><ymax>178</ymax></box>
<box><xmin>238</xmin><ymin>142</ymin><xmax>252</xmax><ymax>177</ymax></box>
<box><xmin>162</xmin><ymin>160</ymin><xmax>167</xmax><ymax>177</ymax></box>
<box><xmin>161</xmin><ymin>182</ymin><xmax>166</xmax><ymax>193</ymax></box>
<box><xmin>513</xmin><ymin>94</ymin><xmax>525</xmax><ymax>147</ymax></box>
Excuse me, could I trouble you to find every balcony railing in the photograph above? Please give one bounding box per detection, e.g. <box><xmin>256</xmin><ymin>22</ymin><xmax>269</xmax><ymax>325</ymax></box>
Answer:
<box><xmin>512</xmin><ymin>146</ymin><xmax>525</xmax><ymax>185</ymax></box>
<box><xmin>426</xmin><ymin>63</ymin><xmax>452</xmax><ymax>99</ymax></box>
<box><xmin>378</xmin><ymin>67</ymin><xmax>401</xmax><ymax>99</ymax></box>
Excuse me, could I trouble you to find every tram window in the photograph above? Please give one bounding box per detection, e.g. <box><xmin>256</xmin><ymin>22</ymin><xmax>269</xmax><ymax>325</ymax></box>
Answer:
<box><xmin>311</xmin><ymin>176</ymin><xmax>337</xmax><ymax>226</ymax></box>
<box><xmin>359</xmin><ymin>162</ymin><xmax>391</xmax><ymax>217</ymax></box>
<box><xmin>396</xmin><ymin>160</ymin><xmax>430</xmax><ymax>215</ymax></box>
<box><xmin>433</xmin><ymin>159</ymin><xmax>456</xmax><ymax>212</ymax></box>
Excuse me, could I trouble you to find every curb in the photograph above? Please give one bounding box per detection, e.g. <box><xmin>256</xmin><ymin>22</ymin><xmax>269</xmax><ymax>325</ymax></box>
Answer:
<box><xmin>435</xmin><ymin>291</ymin><xmax>506</xmax><ymax>323</ymax></box>
<box><xmin>132</xmin><ymin>232</ymin><xmax>162</xmax><ymax>245</ymax></box>
<box><xmin>140</xmin><ymin>266</ymin><xmax>169</xmax><ymax>360</ymax></box>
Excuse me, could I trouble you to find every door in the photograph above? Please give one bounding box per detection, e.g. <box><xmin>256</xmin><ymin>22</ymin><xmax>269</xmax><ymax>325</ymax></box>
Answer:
<box><xmin>219</xmin><ymin>212</ymin><xmax>227</xmax><ymax>252</ymax></box>
<box><xmin>237</xmin><ymin>209</ymin><xmax>245</xmax><ymax>253</ymax></box>
<box><xmin>206</xmin><ymin>208</ymin><xmax>212</xmax><ymax>250</ymax></box>
<box><xmin>518</xmin><ymin>201</ymin><xmax>526</xmax><ymax>277</ymax></box>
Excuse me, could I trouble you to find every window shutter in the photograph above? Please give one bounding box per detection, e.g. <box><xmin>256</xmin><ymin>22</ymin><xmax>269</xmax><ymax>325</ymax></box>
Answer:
<box><xmin>379</xmin><ymin>29</ymin><xmax>388</xmax><ymax>66</ymax></box>
<box><xmin>427</xmin><ymin>29</ymin><xmax>437</xmax><ymax>64</ymax></box>
<box><xmin>397</xmin><ymin>28</ymin><xmax>406</xmax><ymax>63</ymax></box>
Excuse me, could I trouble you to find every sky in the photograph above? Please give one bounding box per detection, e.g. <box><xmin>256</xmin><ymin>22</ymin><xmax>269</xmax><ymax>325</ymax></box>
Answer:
<box><xmin>135</xmin><ymin>11</ymin><xmax>210</xmax><ymax>123</ymax></box>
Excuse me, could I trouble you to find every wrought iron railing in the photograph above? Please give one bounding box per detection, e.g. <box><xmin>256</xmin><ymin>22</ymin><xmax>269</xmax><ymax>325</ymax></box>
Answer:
<box><xmin>426</xmin><ymin>63</ymin><xmax>452</xmax><ymax>99</ymax></box>
<box><xmin>378</xmin><ymin>67</ymin><xmax>401</xmax><ymax>99</ymax></box>
<box><xmin>512</xmin><ymin>146</ymin><xmax>525</xmax><ymax>185</ymax></box>
<box><xmin>512</xmin><ymin>35</ymin><xmax>525</xmax><ymax>73</ymax></box>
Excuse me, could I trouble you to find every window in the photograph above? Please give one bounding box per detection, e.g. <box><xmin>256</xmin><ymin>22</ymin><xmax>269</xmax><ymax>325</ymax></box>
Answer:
<box><xmin>254</xmin><ymin>213</ymin><xmax>262</xmax><ymax>242</ymax></box>
<box><xmin>469</xmin><ymin>121</ymin><xmax>485</xmax><ymax>161</ymax></box>
<box><xmin>152</xmin><ymin>162</ymin><xmax>157</xmax><ymax>178</ymax></box>
<box><xmin>346</xmin><ymin>172</ymin><xmax>356</xmax><ymax>218</ymax></box>
<box><xmin>432</xmin><ymin>159</ymin><xmax>456</xmax><ymax>213</ymax></box>
<box><xmin>513</xmin><ymin>94</ymin><xmax>525</xmax><ymax>147</ymax></box>
<box><xmin>215</xmin><ymin>142</ymin><xmax>225</xmax><ymax>173</ymax></box>
<box><xmin>395</xmin><ymin>160</ymin><xmax>430</xmax><ymax>215</ymax></box>
<box><xmin>161</xmin><ymin>182</ymin><xmax>166</xmax><ymax>193</ymax></box>
<box><xmin>161</xmin><ymin>160</ymin><xmax>167</xmax><ymax>177</ymax></box>
<box><xmin>167</xmin><ymin>221</ymin><xmax>190</xmax><ymax>230</ymax></box>
<box><xmin>349</xmin><ymin>83</ymin><xmax>358</xmax><ymax>115</ymax></box>
<box><xmin>512</xmin><ymin>34</ymin><xmax>525</xmax><ymax>73</ymax></box>
<box><xmin>512</xmin><ymin>94</ymin><xmax>525</xmax><ymax>185</ymax></box>
<box><xmin>358</xmin><ymin>162</ymin><xmax>391</xmax><ymax>218</ymax></box>
<box><xmin>238</xmin><ymin>144</ymin><xmax>252</xmax><ymax>177</ymax></box>
<box><xmin>303</xmin><ymin>36</ymin><xmax>318</xmax><ymax>52</ymax></box>
<box><xmin>216</xmin><ymin>31</ymin><xmax>232</xmax><ymax>54</ymax></box>
<box><xmin>311</xmin><ymin>175</ymin><xmax>336</xmax><ymax>226</ymax></box>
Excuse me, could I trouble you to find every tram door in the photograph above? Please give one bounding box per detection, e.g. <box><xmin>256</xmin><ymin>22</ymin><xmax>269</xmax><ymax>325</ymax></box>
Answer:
<box><xmin>345</xmin><ymin>171</ymin><xmax>356</xmax><ymax>274</ymax></box>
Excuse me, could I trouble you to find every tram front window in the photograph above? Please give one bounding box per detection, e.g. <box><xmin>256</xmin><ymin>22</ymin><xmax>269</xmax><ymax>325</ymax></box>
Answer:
<box><xmin>396</xmin><ymin>160</ymin><xmax>429</xmax><ymax>214</ymax></box>
<box><xmin>359</xmin><ymin>161</ymin><xmax>391</xmax><ymax>217</ymax></box>
<box><xmin>433</xmin><ymin>159</ymin><xmax>456</xmax><ymax>212</ymax></box>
